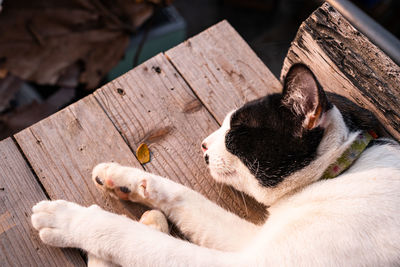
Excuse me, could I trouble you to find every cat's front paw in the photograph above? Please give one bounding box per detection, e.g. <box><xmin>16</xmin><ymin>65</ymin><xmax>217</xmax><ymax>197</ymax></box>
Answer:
<box><xmin>92</xmin><ymin>163</ymin><xmax>150</xmax><ymax>202</ymax></box>
<box><xmin>139</xmin><ymin>210</ymin><xmax>169</xmax><ymax>233</ymax></box>
<box><xmin>31</xmin><ymin>200</ymin><xmax>90</xmax><ymax>248</ymax></box>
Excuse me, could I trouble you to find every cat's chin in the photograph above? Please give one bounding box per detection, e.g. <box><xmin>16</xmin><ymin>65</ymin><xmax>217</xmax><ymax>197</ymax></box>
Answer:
<box><xmin>209</xmin><ymin>167</ymin><xmax>236</xmax><ymax>183</ymax></box>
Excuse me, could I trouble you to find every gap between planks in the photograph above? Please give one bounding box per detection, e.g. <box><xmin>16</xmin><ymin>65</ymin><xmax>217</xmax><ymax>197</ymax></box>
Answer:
<box><xmin>0</xmin><ymin>137</ymin><xmax>85</xmax><ymax>266</ymax></box>
<box><xmin>11</xmin><ymin>136</ymin><xmax>51</xmax><ymax>200</ymax></box>
<box><xmin>93</xmin><ymin>53</ymin><xmax>266</xmax><ymax>223</ymax></box>
<box><xmin>5</xmin><ymin>20</ymin><xmax>282</xmax><ymax>266</ymax></box>
<box><xmin>13</xmin><ymin>21</ymin><xmax>279</xmax><ymax>238</ymax></box>
<box><xmin>164</xmin><ymin>52</ymin><xmax>221</xmax><ymax>127</ymax></box>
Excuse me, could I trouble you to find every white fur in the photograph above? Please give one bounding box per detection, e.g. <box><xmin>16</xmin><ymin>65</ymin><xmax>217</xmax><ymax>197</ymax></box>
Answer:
<box><xmin>31</xmin><ymin>106</ymin><xmax>400</xmax><ymax>266</ymax></box>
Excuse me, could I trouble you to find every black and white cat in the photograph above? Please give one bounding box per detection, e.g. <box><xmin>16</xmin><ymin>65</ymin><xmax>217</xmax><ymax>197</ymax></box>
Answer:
<box><xmin>31</xmin><ymin>64</ymin><xmax>400</xmax><ymax>266</ymax></box>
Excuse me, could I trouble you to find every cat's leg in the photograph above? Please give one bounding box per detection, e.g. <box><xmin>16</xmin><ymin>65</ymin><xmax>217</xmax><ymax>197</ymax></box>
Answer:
<box><xmin>31</xmin><ymin>200</ymin><xmax>249</xmax><ymax>267</ymax></box>
<box><xmin>87</xmin><ymin>209</ymin><xmax>169</xmax><ymax>267</ymax></box>
<box><xmin>87</xmin><ymin>254</ymin><xmax>118</xmax><ymax>267</ymax></box>
<box><xmin>92</xmin><ymin>162</ymin><xmax>261</xmax><ymax>251</ymax></box>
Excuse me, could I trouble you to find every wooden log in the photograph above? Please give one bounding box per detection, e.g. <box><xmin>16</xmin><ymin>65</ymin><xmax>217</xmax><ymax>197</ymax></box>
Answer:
<box><xmin>166</xmin><ymin>20</ymin><xmax>282</xmax><ymax>124</ymax></box>
<box><xmin>0</xmin><ymin>138</ymin><xmax>85</xmax><ymax>267</ymax></box>
<box><xmin>281</xmin><ymin>3</ymin><xmax>400</xmax><ymax>140</ymax></box>
<box><xmin>14</xmin><ymin>96</ymin><xmax>148</xmax><ymax>220</ymax></box>
<box><xmin>95</xmin><ymin>54</ymin><xmax>265</xmax><ymax>223</ymax></box>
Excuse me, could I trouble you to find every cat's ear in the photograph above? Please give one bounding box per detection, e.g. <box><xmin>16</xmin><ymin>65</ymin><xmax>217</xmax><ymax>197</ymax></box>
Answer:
<box><xmin>282</xmin><ymin>64</ymin><xmax>329</xmax><ymax>131</ymax></box>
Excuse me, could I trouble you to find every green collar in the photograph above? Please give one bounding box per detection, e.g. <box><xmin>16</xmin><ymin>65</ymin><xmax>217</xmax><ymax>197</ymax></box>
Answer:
<box><xmin>321</xmin><ymin>131</ymin><xmax>376</xmax><ymax>179</ymax></box>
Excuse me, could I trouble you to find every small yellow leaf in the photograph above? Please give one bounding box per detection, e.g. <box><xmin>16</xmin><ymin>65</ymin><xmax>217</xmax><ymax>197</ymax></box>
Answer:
<box><xmin>136</xmin><ymin>143</ymin><xmax>150</xmax><ymax>164</ymax></box>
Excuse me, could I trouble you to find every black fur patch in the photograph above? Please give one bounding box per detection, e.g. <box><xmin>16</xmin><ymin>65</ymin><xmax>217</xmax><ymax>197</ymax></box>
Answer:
<box><xmin>327</xmin><ymin>93</ymin><xmax>394</xmax><ymax>150</ymax></box>
<box><xmin>225</xmin><ymin>93</ymin><xmax>385</xmax><ymax>187</ymax></box>
<box><xmin>366</xmin><ymin>138</ymin><xmax>399</xmax><ymax>149</ymax></box>
<box><xmin>225</xmin><ymin>64</ymin><xmax>386</xmax><ymax>188</ymax></box>
<box><xmin>225</xmin><ymin>94</ymin><xmax>324</xmax><ymax>187</ymax></box>
<box><xmin>327</xmin><ymin>93</ymin><xmax>380</xmax><ymax>132</ymax></box>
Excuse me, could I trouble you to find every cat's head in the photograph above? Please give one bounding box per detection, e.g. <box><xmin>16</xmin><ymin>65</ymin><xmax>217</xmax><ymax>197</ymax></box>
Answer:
<box><xmin>201</xmin><ymin>64</ymin><xmax>376</xmax><ymax>204</ymax></box>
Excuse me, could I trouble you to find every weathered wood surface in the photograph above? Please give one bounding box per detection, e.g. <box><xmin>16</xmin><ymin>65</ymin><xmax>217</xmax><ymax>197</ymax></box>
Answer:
<box><xmin>1</xmin><ymin>21</ymin><xmax>282</xmax><ymax>264</ymax></box>
<box><xmin>14</xmin><ymin>96</ymin><xmax>148</xmax><ymax>220</ymax></box>
<box><xmin>166</xmin><ymin>20</ymin><xmax>282</xmax><ymax>124</ymax></box>
<box><xmin>4</xmin><ymin>11</ymin><xmax>399</xmax><ymax>264</ymax></box>
<box><xmin>9</xmin><ymin>13</ymin><xmax>399</xmax><ymax>263</ymax></box>
<box><xmin>95</xmin><ymin>54</ymin><xmax>264</xmax><ymax>223</ymax></box>
<box><xmin>281</xmin><ymin>3</ymin><xmax>400</xmax><ymax>141</ymax></box>
<box><xmin>0</xmin><ymin>138</ymin><xmax>85</xmax><ymax>266</ymax></box>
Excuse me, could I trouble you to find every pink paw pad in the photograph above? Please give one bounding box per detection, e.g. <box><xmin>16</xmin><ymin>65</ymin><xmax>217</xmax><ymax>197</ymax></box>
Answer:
<box><xmin>115</xmin><ymin>186</ymin><xmax>131</xmax><ymax>200</ymax></box>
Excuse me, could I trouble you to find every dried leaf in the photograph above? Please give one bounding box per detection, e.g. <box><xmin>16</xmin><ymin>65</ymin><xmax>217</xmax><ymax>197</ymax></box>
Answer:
<box><xmin>0</xmin><ymin>0</ymin><xmax>155</xmax><ymax>89</ymax></box>
<box><xmin>136</xmin><ymin>143</ymin><xmax>150</xmax><ymax>164</ymax></box>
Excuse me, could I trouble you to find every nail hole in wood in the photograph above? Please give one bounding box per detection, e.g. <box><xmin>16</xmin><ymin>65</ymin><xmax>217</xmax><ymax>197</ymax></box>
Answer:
<box><xmin>152</xmin><ymin>66</ymin><xmax>161</xmax><ymax>74</ymax></box>
<box><xmin>117</xmin><ymin>88</ymin><xmax>125</xmax><ymax>96</ymax></box>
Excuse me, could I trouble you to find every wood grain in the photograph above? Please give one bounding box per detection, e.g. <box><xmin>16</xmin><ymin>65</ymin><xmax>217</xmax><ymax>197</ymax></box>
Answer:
<box><xmin>281</xmin><ymin>3</ymin><xmax>400</xmax><ymax>141</ymax></box>
<box><xmin>14</xmin><ymin>96</ymin><xmax>148</xmax><ymax>219</ymax></box>
<box><xmin>95</xmin><ymin>54</ymin><xmax>265</xmax><ymax>223</ymax></box>
<box><xmin>0</xmin><ymin>138</ymin><xmax>85</xmax><ymax>267</ymax></box>
<box><xmin>165</xmin><ymin>20</ymin><xmax>282</xmax><ymax>124</ymax></box>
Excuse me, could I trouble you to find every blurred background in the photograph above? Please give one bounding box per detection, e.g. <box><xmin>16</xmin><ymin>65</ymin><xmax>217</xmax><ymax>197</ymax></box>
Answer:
<box><xmin>0</xmin><ymin>0</ymin><xmax>399</xmax><ymax>140</ymax></box>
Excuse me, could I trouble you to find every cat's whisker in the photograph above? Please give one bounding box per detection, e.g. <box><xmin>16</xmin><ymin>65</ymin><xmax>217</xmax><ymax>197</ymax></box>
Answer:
<box><xmin>239</xmin><ymin>190</ymin><xmax>249</xmax><ymax>217</ymax></box>
<box><xmin>226</xmin><ymin>185</ymin><xmax>246</xmax><ymax>215</ymax></box>
<box><xmin>216</xmin><ymin>182</ymin><xmax>225</xmax><ymax>204</ymax></box>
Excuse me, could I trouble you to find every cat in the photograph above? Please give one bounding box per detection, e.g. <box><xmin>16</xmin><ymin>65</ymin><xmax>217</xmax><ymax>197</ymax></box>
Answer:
<box><xmin>31</xmin><ymin>64</ymin><xmax>400</xmax><ymax>266</ymax></box>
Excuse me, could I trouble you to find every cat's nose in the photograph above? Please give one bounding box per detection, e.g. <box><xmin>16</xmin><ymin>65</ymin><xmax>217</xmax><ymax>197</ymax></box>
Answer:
<box><xmin>201</xmin><ymin>142</ymin><xmax>208</xmax><ymax>152</ymax></box>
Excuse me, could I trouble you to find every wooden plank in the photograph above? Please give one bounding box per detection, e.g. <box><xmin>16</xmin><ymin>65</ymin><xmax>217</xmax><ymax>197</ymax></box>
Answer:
<box><xmin>165</xmin><ymin>20</ymin><xmax>282</xmax><ymax>124</ymax></box>
<box><xmin>0</xmin><ymin>138</ymin><xmax>85</xmax><ymax>267</ymax></box>
<box><xmin>281</xmin><ymin>3</ymin><xmax>400</xmax><ymax>141</ymax></box>
<box><xmin>14</xmin><ymin>96</ymin><xmax>147</xmax><ymax>219</ymax></box>
<box><xmin>94</xmin><ymin>54</ymin><xmax>265</xmax><ymax>223</ymax></box>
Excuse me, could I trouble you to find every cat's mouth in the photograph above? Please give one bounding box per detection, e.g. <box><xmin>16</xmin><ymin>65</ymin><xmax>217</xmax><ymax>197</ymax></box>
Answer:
<box><xmin>204</xmin><ymin>154</ymin><xmax>209</xmax><ymax>165</ymax></box>
<box><xmin>206</xmin><ymin>155</ymin><xmax>236</xmax><ymax>178</ymax></box>
<box><xmin>210</xmin><ymin>167</ymin><xmax>236</xmax><ymax>181</ymax></box>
